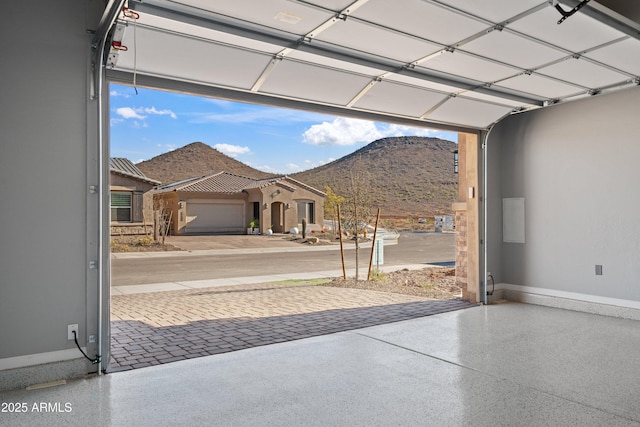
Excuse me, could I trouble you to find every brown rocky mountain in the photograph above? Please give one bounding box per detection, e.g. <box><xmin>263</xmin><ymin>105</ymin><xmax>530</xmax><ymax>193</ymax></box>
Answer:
<box><xmin>136</xmin><ymin>137</ymin><xmax>457</xmax><ymax>216</ymax></box>
<box><xmin>136</xmin><ymin>141</ymin><xmax>275</xmax><ymax>184</ymax></box>
<box><xmin>292</xmin><ymin>137</ymin><xmax>457</xmax><ymax>217</ymax></box>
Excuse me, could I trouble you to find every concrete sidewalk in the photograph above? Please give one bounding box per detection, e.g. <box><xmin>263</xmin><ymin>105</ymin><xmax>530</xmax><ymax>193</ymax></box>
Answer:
<box><xmin>110</xmin><ymin>238</ymin><xmax>396</xmax><ymax>259</ymax></box>
<box><xmin>111</xmin><ymin>263</ymin><xmax>430</xmax><ymax>295</ymax></box>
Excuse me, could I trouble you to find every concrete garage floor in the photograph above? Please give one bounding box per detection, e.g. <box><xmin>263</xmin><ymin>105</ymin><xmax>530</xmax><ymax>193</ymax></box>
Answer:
<box><xmin>3</xmin><ymin>302</ymin><xmax>640</xmax><ymax>426</ymax></box>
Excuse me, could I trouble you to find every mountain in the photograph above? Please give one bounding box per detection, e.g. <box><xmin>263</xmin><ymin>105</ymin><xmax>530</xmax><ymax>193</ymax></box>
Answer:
<box><xmin>136</xmin><ymin>137</ymin><xmax>458</xmax><ymax>216</ymax></box>
<box><xmin>292</xmin><ymin>137</ymin><xmax>457</xmax><ymax>216</ymax></box>
<box><xmin>136</xmin><ymin>142</ymin><xmax>274</xmax><ymax>184</ymax></box>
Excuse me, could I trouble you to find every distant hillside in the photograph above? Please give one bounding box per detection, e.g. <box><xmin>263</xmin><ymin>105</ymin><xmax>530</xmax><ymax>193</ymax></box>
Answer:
<box><xmin>136</xmin><ymin>142</ymin><xmax>274</xmax><ymax>184</ymax></box>
<box><xmin>136</xmin><ymin>138</ymin><xmax>457</xmax><ymax>217</ymax></box>
<box><xmin>292</xmin><ymin>137</ymin><xmax>457</xmax><ymax>216</ymax></box>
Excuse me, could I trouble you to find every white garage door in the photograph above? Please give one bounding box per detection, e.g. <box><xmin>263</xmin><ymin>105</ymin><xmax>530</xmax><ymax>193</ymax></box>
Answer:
<box><xmin>185</xmin><ymin>200</ymin><xmax>245</xmax><ymax>234</ymax></box>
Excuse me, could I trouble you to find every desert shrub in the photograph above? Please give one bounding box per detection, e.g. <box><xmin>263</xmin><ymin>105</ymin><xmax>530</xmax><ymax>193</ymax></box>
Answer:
<box><xmin>135</xmin><ymin>237</ymin><xmax>154</xmax><ymax>247</ymax></box>
<box><xmin>369</xmin><ymin>268</ymin><xmax>386</xmax><ymax>281</ymax></box>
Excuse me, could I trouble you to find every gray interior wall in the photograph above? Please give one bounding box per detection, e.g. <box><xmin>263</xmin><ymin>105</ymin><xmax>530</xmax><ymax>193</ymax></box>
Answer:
<box><xmin>487</xmin><ymin>86</ymin><xmax>640</xmax><ymax>302</ymax></box>
<box><xmin>0</xmin><ymin>1</ymin><xmax>103</xmax><ymax>368</ymax></box>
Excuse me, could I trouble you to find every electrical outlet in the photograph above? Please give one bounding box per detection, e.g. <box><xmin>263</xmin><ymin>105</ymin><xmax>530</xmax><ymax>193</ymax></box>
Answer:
<box><xmin>67</xmin><ymin>324</ymin><xmax>78</xmax><ymax>341</ymax></box>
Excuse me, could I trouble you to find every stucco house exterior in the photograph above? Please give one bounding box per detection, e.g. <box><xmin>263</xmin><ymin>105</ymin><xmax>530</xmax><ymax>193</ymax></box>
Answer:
<box><xmin>109</xmin><ymin>158</ymin><xmax>160</xmax><ymax>234</ymax></box>
<box><xmin>155</xmin><ymin>171</ymin><xmax>325</xmax><ymax>235</ymax></box>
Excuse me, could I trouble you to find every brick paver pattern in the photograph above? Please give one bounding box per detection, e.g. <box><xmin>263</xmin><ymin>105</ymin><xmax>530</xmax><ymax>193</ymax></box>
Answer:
<box><xmin>109</xmin><ymin>283</ymin><xmax>473</xmax><ymax>372</ymax></box>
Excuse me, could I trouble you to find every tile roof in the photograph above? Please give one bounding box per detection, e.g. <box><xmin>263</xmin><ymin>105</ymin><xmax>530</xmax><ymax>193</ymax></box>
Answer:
<box><xmin>110</xmin><ymin>158</ymin><xmax>160</xmax><ymax>185</ymax></box>
<box><xmin>156</xmin><ymin>172</ymin><xmax>325</xmax><ymax>196</ymax></box>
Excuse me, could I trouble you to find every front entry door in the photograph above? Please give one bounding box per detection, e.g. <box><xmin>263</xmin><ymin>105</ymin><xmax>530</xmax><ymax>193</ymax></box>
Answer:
<box><xmin>271</xmin><ymin>202</ymin><xmax>284</xmax><ymax>233</ymax></box>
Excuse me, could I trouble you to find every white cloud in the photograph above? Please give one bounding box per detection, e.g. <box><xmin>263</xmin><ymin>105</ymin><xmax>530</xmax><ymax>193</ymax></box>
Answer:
<box><xmin>301</xmin><ymin>157</ymin><xmax>334</xmax><ymax>170</ymax></box>
<box><xmin>110</xmin><ymin>118</ymin><xmax>124</xmax><ymax>126</ymax></box>
<box><xmin>144</xmin><ymin>106</ymin><xmax>177</xmax><ymax>119</ymax></box>
<box><xmin>115</xmin><ymin>106</ymin><xmax>177</xmax><ymax>120</ymax></box>
<box><xmin>382</xmin><ymin>124</ymin><xmax>438</xmax><ymax>137</ymax></box>
<box><xmin>254</xmin><ymin>164</ymin><xmax>277</xmax><ymax>173</ymax></box>
<box><xmin>214</xmin><ymin>143</ymin><xmax>251</xmax><ymax>158</ymax></box>
<box><xmin>286</xmin><ymin>163</ymin><xmax>302</xmax><ymax>172</ymax></box>
<box><xmin>110</xmin><ymin>90</ymin><xmax>130</xmax><ymax>98</ymax></box>
<box><xmin>116</xmin><ymin>107</ymin><xmax>146</xmax><ymax>120</ymax></box>
<box><xmin>302</xmin><ymin>117</ymin><xmax>383</xmax><ymax>146</ymax></box>
<box><xmin>302</xmin><ymin>117</ymin><xmax>445</xmax><ymax>146</ymax></box>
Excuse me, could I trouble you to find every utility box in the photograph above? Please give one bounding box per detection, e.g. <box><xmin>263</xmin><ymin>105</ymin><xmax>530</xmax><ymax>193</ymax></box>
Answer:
<box><xmin>434</xmin><ymin>215</ymin><xmax>454</xmax><ymax>232</ymax></box>
<box><xmin>372</xmin><ymin>238</ymin><xmax>384</xmax><ymax>266</ymax></box>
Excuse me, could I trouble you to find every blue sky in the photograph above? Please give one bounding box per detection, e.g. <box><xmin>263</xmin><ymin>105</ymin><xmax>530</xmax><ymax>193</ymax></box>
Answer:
<box><xmin>109</xmin><ymin>83</ymin><xmax>458</xmax><ymax>174</ymax></box>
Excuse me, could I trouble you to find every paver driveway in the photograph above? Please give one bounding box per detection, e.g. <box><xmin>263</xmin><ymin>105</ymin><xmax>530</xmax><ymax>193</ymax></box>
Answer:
<box><xmin>109</xmin><ymin>281</ymin><xmax>472</xmax><ymax>372</ymax></box>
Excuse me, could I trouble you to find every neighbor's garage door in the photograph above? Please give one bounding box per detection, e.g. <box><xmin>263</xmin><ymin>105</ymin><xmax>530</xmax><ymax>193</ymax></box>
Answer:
<box><xmin>185</xmin><ymin>200</ymin><xmax>245</xmax><ymax>234</ymax></box>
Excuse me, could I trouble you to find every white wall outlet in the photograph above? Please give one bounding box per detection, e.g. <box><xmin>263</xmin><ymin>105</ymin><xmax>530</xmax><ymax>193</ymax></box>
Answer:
<box><xmin>67</xmin><ymin>324</ymin><xmax>78</xmax><ymax>341</ymax></box>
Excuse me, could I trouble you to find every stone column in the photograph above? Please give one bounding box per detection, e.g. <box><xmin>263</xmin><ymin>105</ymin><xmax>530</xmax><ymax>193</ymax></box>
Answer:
<box><xmin>453</xmin><ymin>202</ymin><xmax>468</xmax><ymax>296</ymax></box>
<box><xmin>454</xmin><ymin>133</ymin><xmax>479</xmax><ymax>303</ymax></box>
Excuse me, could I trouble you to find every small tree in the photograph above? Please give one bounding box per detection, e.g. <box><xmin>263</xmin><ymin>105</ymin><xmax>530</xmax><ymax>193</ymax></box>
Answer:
<box><xmin>324</xmin><ymin>185</ymin><xmax>345</xmax><ymax>239</ymax></box>
<box><xmin>152</xmin><ymin>197</ymin><xmax>172</xmax><ymax>244</ymax></box>
<box><xmin>341</xmin><ymin>157</ymin><xmax>374</xmax><ymax>281</ymax></box>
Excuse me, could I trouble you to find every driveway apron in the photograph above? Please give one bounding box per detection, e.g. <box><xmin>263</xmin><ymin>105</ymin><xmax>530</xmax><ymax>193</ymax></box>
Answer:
<box><xmin>109</xmin><ymin>282</ymin><xmax>471</xmax><ymax>372</ymax></box>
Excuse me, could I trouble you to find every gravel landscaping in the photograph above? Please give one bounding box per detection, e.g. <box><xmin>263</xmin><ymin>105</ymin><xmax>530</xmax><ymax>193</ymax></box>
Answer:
<box><xmin>325</xmin><ymin>266</ymin><xmax>461</xmax><ymax>300</ymax></box>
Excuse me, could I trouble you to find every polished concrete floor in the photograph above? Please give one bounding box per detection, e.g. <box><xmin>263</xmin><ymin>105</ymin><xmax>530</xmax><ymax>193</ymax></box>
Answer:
<box><xmin>2</xmin><ymin>302</ymin><xmax>640</xmax><ymax>426</ymax></box>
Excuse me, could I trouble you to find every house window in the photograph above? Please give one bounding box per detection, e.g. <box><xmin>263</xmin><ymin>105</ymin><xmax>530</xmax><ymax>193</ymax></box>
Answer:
<box><xmin>297</xmin><ymin>201</ymin><xmax>315</xmax><ymax>224</ymax></box>
<box><xmin>111</xmin><ymin>191</ymin><xmax>132</xmax><ymax>222</ymax></box>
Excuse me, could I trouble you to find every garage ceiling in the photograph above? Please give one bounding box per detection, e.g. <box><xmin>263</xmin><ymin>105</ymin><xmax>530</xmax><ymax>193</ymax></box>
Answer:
<box><xmin>104</xmin><ymin>0</ymin><xmax>640</xmax><ymax>132</ymax></box>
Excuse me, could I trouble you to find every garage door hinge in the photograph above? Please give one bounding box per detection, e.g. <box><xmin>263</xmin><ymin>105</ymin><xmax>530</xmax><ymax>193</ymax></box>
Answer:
<box><xmin>89</xmin><ymin>260</ymin><xmax>98</xmax><ymax>269</ymax></box>
<box><xmin>89</xmin><ymin>185</ymin><xmax>98</xmax><ymax>194</ymax></box>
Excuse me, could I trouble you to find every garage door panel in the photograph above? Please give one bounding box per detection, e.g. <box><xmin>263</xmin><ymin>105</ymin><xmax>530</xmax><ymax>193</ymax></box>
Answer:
<box><xmin>186</xmin><ymin>200</ymin><xmax>245</xmax><ymax>233</ymax></box>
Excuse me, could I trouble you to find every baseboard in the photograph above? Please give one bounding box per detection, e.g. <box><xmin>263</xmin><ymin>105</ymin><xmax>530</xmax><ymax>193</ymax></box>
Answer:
<box><xmin>0</xmin><ymin>354</ymin><xmax>95</xmax><ymax>392</ymax></box>
<box><xmin>496</xmin><ymin>283</ymin><xmax>640</xmax><ymax>321</ymax></box>
<box><xmin>485</xmin><ymin>288</ymin><xmax>505</xmax><ymax>303</ymax></box>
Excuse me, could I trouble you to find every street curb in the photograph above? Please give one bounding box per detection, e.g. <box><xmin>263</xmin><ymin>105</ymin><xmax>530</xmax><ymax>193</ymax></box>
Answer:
<box><xmin>111</xmin><ymin>262</ymin><xmax>447</xmax><ymax>295</ymax></box>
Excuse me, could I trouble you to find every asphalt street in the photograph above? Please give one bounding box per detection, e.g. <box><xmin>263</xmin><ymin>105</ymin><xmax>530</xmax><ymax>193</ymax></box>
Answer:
<box><xmin>111</xmin><ymin>232</ymin><xmax>454</xmax><ymax>286</ymax></box>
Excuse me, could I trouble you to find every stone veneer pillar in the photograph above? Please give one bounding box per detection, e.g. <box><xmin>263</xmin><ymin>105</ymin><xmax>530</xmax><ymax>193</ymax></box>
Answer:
<box><xmin>453</xmin><ymin>203</ymin><xmax>468</xmax><ymax>298</ymax></box>
<box><xmin>454</xmin><ymin>133</ymin><xmax>479</xmax><ymax>303</ymax></box>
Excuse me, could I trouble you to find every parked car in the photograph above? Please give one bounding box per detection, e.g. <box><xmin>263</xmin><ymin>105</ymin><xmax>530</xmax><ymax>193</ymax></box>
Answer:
<box><xmin>418</xmin><ymin>217</ymin><xmax>427</xmax><ymax>224</ymax></box>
